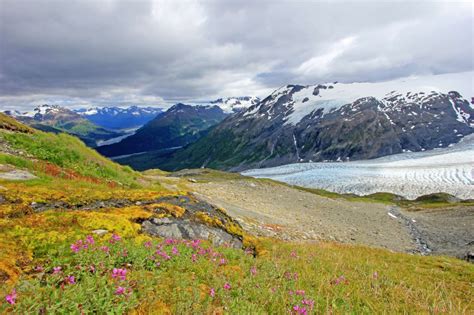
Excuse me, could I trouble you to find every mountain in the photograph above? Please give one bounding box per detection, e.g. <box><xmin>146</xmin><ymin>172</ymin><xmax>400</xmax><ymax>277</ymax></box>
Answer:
<box><xmin>155</xmin><ymin>71</ymin><xmax>473</xmax><ymax>171</ymax></box>
<box><xmin>97</xmin><ymin>103</ymin><xmax>228</xmax><ymax>157</ymax></box>
<box><xmin>208</xmin><ymin>96</ymin><xmax>260</xmax><ymax>113</ymax></box>
<box><xmin>75</xmin><ymin>105</ymin><xmax>163</xmax><ymax>130</ymax></box>
<box><xmin>4</xmin><ymin>105</ymin><xmax>123</xmax><ymax>147</ymax></box>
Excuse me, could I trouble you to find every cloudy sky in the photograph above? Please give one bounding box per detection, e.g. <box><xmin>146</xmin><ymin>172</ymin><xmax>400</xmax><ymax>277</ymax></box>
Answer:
<box><xmin>0</xmin><ymin>0</ymin><xmax>472</xmax><ymax>110</ymax></box>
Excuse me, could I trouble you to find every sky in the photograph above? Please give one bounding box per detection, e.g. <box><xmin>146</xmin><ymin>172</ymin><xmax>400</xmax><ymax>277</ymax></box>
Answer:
<box><xmin>0</xmin><ymin>0</ymin><xmax>472</xmax><ymax>111</ymax></box>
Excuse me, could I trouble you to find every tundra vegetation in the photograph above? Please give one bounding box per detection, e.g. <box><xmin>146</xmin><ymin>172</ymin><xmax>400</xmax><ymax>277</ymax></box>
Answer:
<box><xmin>0</xmin><ymin>114</ymin><xmax>472</xmax><ymax>314</ymax></box>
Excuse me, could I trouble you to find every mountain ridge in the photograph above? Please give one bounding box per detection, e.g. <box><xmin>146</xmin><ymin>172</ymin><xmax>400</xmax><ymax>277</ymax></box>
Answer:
<box><xmin>97</xmin><ymin>103</ymin><xmax>228</xmax><ymax>157</ymax></box>
<box><xmin>3</xmin><ymin>105</ymin><xmax>123</xmax><ymax>147</ymax></box>
<box><xmin>150</xmin><ymin>72</ymin><xmax>473</xmax><ymax>171</ymax></box>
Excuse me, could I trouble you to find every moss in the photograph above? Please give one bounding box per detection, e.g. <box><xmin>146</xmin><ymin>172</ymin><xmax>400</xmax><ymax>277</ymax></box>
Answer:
<box><xmin>152</xmin><ymin>203</ymin><xmax>186</xmax><ymax>218</ymax></box>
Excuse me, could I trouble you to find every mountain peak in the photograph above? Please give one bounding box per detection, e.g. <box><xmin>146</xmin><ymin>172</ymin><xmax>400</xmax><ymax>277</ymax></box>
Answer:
<box><xmin>208</xmin><ymin>96</ymin><xmax>260</xmax><ymax>113</ymax></box>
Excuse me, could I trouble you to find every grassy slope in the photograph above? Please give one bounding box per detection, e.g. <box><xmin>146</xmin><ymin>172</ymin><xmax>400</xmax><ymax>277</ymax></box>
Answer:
<box><xmin>0</xmin><ymin>116</ymin><xmax>473</xmax><ymax>313</ymax></box>
<box><xmin>0</xmin><ymin>128</ymin><xmax>138</xmax><ymax>187</ymax></box>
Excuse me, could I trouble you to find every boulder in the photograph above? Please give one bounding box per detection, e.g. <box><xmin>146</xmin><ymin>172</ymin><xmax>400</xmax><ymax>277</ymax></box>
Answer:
<box><xmin>142</xmin><ymin>217</ymin><xmax>243</xmax><ymax>249</ymax></box>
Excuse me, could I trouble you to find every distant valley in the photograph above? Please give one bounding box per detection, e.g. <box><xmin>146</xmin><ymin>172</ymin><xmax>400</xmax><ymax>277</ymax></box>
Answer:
<box><xmin>4</xmin><ymin>105</ymin><xmax>123</xmax><ymax>147</ymax></box>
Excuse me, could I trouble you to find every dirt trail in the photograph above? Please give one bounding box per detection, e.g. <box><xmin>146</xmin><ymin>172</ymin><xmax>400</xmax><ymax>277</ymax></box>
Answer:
<box><xmin>188</xmin><ymin>179</ymin><xmax>417</xmax><ymax>253</ymax></box>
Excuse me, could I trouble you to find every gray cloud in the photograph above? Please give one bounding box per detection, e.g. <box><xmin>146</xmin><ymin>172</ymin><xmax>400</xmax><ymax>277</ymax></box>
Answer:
<box><xmin>0</xmin><ymin>0</ymin><xmax>472</xmax><ymax>110</ymax></box>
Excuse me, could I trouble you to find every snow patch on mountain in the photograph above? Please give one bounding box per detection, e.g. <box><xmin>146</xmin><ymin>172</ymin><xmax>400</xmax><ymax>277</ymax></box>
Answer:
<box><xmin>209</xmin><ymin>96</ymin><xmax>260</xmax><ymax>113</ymax></box>
<box><xmin>75</xmin><ymin>106</ymin><xmax>162</xmax><ymax>117</ymax></box>
<box><xmin>5</xmin><ymin>104</ymin><xmax>64</xmax><ymax>118</ymax></box>
<box><xmin>259</xmin><ymin>71</ymin><xmax>473</xmax><ymax>125</ymax></box>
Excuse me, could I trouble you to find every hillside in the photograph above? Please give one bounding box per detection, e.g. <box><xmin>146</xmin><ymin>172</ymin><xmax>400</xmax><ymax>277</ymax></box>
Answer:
<box><xmin>4</xmin><ymin>105</ymin><xmax>122</xmax><ymax>147</ymax></box>
<box><xmin>97</xmin><ymin>103</ymin><xmax>228</xmax><ymax>157</ymax></box>
<box><xmin>0</xmin><ymin>114</ymin><xmax>473</xmax><ymax>313</ymax></box>
<box><xmin>154</xmin><ymin>72</ymin><xmax>473</xmax><ymax>171</ymax></box>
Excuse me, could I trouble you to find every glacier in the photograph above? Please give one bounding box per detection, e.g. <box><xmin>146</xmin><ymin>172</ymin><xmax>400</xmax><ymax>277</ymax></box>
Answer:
<box><xmin>242</xmin><ymin>135</ymin><xmax>474</xmax><ymax>200</ymax></box>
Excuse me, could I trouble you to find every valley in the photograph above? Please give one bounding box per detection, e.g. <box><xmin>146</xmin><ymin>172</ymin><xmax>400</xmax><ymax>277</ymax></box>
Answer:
<box><xmin>0</xmin><ymin>112</ymin><xmax>473</xmax><ymax>313</ymax></box>
<box><xmin>160</xmin><ymin>169</ymin><xmax>474</xmax><ymax>259</ymax></box>
<box><xmin>1</xmin><ymin>1</ymin><xmax>473</xmax><ymax>313</ymax></box>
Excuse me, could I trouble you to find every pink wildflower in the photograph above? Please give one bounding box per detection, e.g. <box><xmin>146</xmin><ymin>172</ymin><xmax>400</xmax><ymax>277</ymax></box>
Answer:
<box><xmin>115</xmin><ymin>286</ymin><xmax>126</xmax><ymax>295</ymax></box>
<box><xmin>295</xmin><ymin>290</ymin><xmax>305</xmax><ymax>296</ymax></box>
<box><xmin>209</xmin><ymin>288</ymin><xmax>215</xmax><ymax>297</ymax></box>
<box><xmin>5</xmin><ymin>289</ymin><xmax>16</xmax><ymax>305</ymax></box>
<box><xmin>302</xmin><ymin>299</ymin><xmax>315</xmax><ymax>310</ymax></box>
<box><xmin>290</xmin><ymin>251</ymin><xmax>298</xmax><ymax>258</ymax></box>
<box><xmin>53</xmin><ymin>266</ymin><xmax>62</xmax><ymax>274</ymax></box>
<box><xmin>171</xmin><ymin>246</ymin><xmax>179</xmax><ymax>256</ymax></box>
<box><xmin>191</xmin><ymin>239</ymin><xmax>201</xmax><ymax>249</ymax></box>
<box><xmin>250</xmin><ymin>266</ymin><xmax>257</xmax><ymax>276</ymax></box>
<box><xmin>293</xmin><ymin>305</ymin><xmax>307</xmax><ymax>315</ymax></box>
<box><xmin>223</xmin><ymin>282</ymin><xmax>231</xmax><ymax>290</ymax></box>
<box><xmin>156</xmin><ymin>250</ymin><xmax>171</xmax><ymax>260</ymax></box>
<box><xmin>332</xmin><ymin>275</ymin><xmax>348</xmax><ymax>285</ymax></box>
<box><xmin>85</xmin><ymin>235</ymin><xmax>95</xmax><ymax>245</ymax></box>
<box><xmin>65</xmin><ymin>275</ymin><xmax>75</xmax><ymax>285</ymax></box>
<box><xmin>373</xmin><ymin>271</ymin><xmax>379</xmax><ymax>279</ymax></box>
<box><xmin>100</xmin><ymin>246</ymin><xmax>110</xmax><ymax>253</ymax></box>
<box><xmin>191</xmin><ymin>254</ymin><xmax>197</xmax><ymax>262</ymax></box>
<box><xmin>144</xmin><ymin>241</ymin><xmax>152</xmax><ymax>248</ymax></box>
<box><xmin>112</xmin><ymin>268</ymin><xmax>127</xmax><ymax>281</ymax></box>
<box><xmin>110</xmin><ymin>234</ymin><xmax>121</xmax><ymax>243</ymax></box>
<box><xmin>219</xmin><ymin>258</ymin><xmax>226</xmax><ymax>266</ymax></box>
<box><xmin>70</xmin><ymin>241</ymin><xmax>82</xmax><ymax>253</ymax></box>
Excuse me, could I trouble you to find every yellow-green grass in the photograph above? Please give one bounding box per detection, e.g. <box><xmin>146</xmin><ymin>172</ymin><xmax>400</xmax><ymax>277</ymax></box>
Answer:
<box><xmin>0</xmin><ymin>130</ymin><xmax>140</xmax><ymax>187</ymax></box>
<box><xmin>0</xmin><ymin>113</ymin><xmax>34</xmax><ymax>134</ymax></box>
<box><xmin>1</xmin><ymin>234</ymin><xmax>472</xmax><ymax>314</ymax></box>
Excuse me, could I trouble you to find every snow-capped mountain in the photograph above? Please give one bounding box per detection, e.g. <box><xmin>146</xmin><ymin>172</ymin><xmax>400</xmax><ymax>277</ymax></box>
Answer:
<box><xmin>248</xmin><ymin>71</ymin><xmax>472</xmax><ymax>126</ymax></box>
<box><xmin>3</xmin><ymin>104</ymin><xmax>123</xmax><ymax>147</ymax></box>
<box><xmin>154</xmin><ymin>71</ymin><xmax>474</xmax><ymax>171</ymax></box>
<box><xmin>75</xmin><ymin>106</ymin><xmax>163</xmax><ymax>130</ymax></box>
<box><xmin>5</xmin><ymin>104</ymin><xmax>66</xmax><ymax>119</ymax></box>
<box><xmin>209</xmin><ymin>96</ymin><xmax>260</xmax><ymax>113</ymax></box>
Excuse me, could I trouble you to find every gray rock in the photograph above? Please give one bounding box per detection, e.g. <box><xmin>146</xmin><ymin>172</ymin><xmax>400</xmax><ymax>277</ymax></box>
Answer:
<box><xmin>0</xmin><ymin>170</ymin><xmax>37</xmax><ymax>180</ymax></box>
<box><xmin>142</xmin><ymin>218</ymin><xmax>243</xmax><ymax>249</ymax></box>
<box><xmin>150</xmin><ymin>217</ymin><xmax>174</xmax><ymax>225</ymax></box>
<box><xmin>92</xmin><ymin>229</ymin><xmax>108</xmax><ymax>236</ymax></box>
